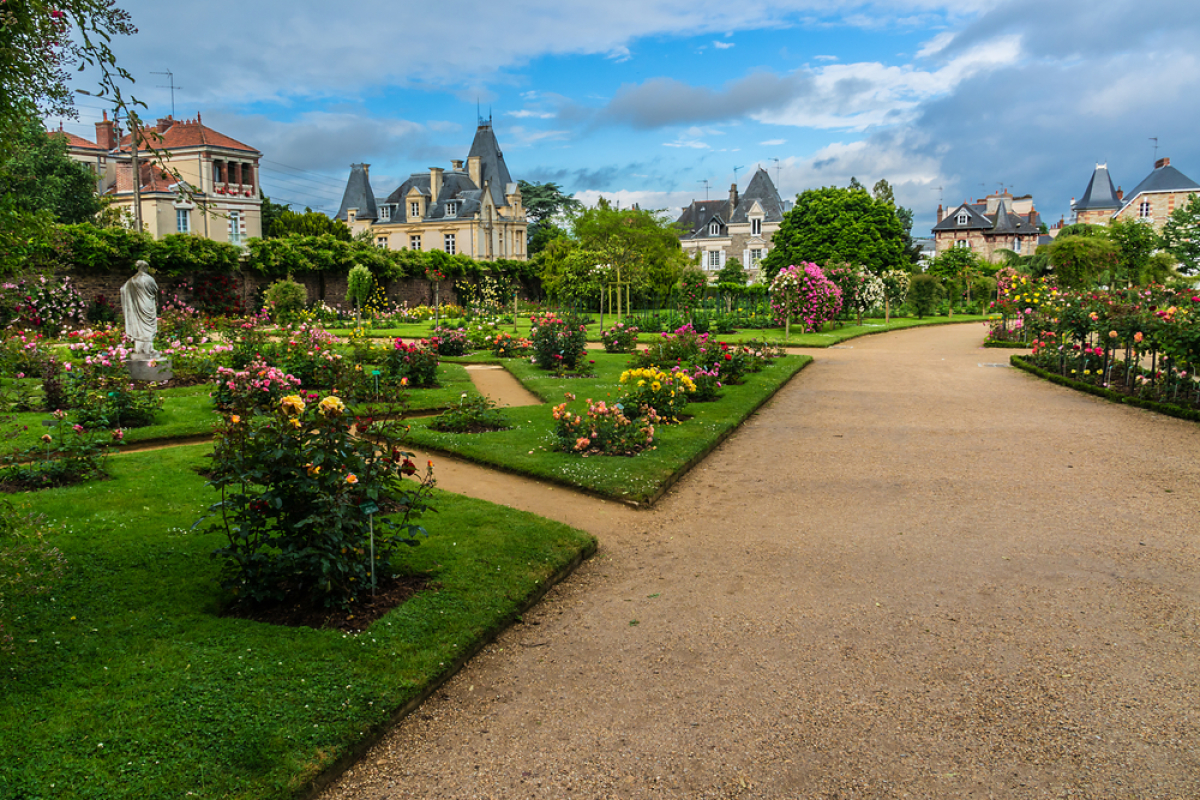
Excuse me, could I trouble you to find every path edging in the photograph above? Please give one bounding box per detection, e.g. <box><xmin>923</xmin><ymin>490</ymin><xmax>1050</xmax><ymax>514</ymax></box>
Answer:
<box><xmin>1011</xmin><ymin>355</ymin><xmax>1200</xmax><ymax>423</ymax></box>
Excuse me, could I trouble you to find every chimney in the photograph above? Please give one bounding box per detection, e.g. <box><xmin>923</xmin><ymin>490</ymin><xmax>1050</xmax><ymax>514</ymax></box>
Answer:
<box><xmin>429</xmin><ymin>167</ymin><xmax>444</xmax><ymax>204</ymax></box>
<box><xmin>467</xmin><ymin>156</ymin><xmax>481</xmax><ymax>189</ymax></box>
<box><xmin>729</xmin><ymin>183</ymin><xmax>739</xmax><ymax>209</ymax></box>
<box><xmin>362</xmin><ymin>163</ymin><xmax>370</xmax><ymax>178</ymax></box>
<box><xmin>1116</xmin><ymin>186</ymin><xmax>1123</xmax><ymax>201</ymax></box>
<box><xmin>937</xmin><ymin>203</ymin><xmax>944</xmax><ymax>222</ymax></box>
<box><xmin>451</xmin><ymin>159</ymin><xmax>464</xmax><ymax>171</ymax></box>
<box><xmin>156</xmin><ymin>116</ymin><xmax>174</xmax><ymax>134</ymax></box>
<box><xmin>95</xmin><ymin>111</ymin><xmax>116</xmax><ymax>151</ymax></box>
<box><xmin>1155</xmin><ymin>157</ymin><xmax>1170</xmax><ymax>169</ymax></box>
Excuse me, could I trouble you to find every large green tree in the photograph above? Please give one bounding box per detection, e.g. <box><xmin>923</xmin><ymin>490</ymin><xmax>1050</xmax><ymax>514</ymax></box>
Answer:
<box><xmin>1045</xmin><ymin>230</ymin><xmax>1119</xmax><ymax>289</ymax></box>
<box><xmin>518</xmin><ymin>180</ymin><xmax>581</xmax><ymax>257</ymax></box>
<box><xmin>926</xmin><ymin>247</ymin><xmax>984</xmax><ymax>312</ymax></box>
<box><xmin>761</xmin><ymin>183</ymin><xmax>909</xmax><ymax>281</ymax></box>
<box><xmin>1161</xmin><ymin>194</ymin><xmax>1200</xmax><ymax>276</ymax></box>
<box><xmin>264</xmin><ymin>205</ymin><xmax>352</xmax><ymax>240</ymax></box>
<box><xmin>0</xmin><ymin>117</ymin><xmax>103</xmax><ymax>223</ymax></box>
<box><xmin>569</xmin><ymin>199</ymin><xmax>688</xmax><ymax>302</ymax></box>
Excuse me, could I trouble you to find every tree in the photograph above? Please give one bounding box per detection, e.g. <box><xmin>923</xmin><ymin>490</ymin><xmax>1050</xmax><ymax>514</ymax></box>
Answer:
<box><xmin>770</xmin><ymin>262</ymin><xmax>842</xmax><ymax>341</ymax></box>
<box><xmin>760</xmin><ymin>184</ymin><xmax>909</xmax><ymax>282</ymax></box>
<box><xmin>1045</xmin><ymin>232</ymin><xmax>1118</xmax><ymax>289</ymax></box>
<box><xmin>569</xmin><ymin>200</ymin><xmax>688</xmax><ymax>303</ymax></box>
<box><xmin>518</xmin><ymin>180</ymin><xmax>582</xmax><ymax>256</ymax></box>
<box><xmin>1</xmin><ymin>0</ymin><xmax>138</xmax><ymax>155</ymax></box>
<box><xmin>260</xmin><ymin>196</ymin><xmax>289</xmax><ymax>237</ymax></box>
<box><xmin>528</xmin><ymin>219</ymin><xmax>567</xmax><ymax>257</ymax></box>
<box><xmin>714</xmin><ymin>256</ymin><xmax>747</xmax><ymax>286</ymax></box>
<box><xmin>927</xmin><ymin>247</ymin><xmax>983</xmax><ymax>313</ymax></box>
<box><xmin>265</xmin><ymin>206</ymin><xmax>352</xmax><ymax>240</ymax></box>
<box><xmin>1163</xmin><ymin>193</ymin><xmax>1200</xmax><ymax>275</ymax></box>
<box><xmin>1108</xmin><ymin>218</ymin><xmax>1161</xmax><ymax>286</ymax></box>
<box><xmin>0</xmin><ymin>118</ymin><xmax>103</xmax><ymax>223</ymax></box>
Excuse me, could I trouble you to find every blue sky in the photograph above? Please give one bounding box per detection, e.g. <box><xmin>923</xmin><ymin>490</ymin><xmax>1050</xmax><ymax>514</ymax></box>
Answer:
<box><xmin>50</xmin><ymin>0</ymin><xmax>1200</xmax><ymax>235</ymax></box>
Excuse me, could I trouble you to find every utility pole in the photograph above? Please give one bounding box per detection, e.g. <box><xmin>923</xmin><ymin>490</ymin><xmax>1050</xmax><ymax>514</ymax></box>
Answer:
<box><xmin>152</xmin><ymin>70</ymin><xmax>182</xmax><ymax>118</ymax></box>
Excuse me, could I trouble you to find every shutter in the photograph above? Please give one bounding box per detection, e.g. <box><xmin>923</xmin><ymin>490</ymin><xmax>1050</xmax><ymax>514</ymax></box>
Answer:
<box><xmin>743</xmin><ymin>249</ymin><xmax>749</xmax><ymax>267</ymax></box>
<box><xmin>719</xmin><ymin>250</ymin><xmax>726</xmax><ymax>268</ymax></box>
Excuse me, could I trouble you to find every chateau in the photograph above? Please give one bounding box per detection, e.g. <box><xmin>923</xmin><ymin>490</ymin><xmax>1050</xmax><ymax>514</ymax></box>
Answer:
<box><xmin>675</xmin><ymin>168</ymin><xmax>787</xmax><ymax>280</ymax></box>
<box><xmin>335</xmin><ymin>121</ymin><xmax>528</xmax><ymax>261</ymax></box>
<box><xmin>54</xmin><ymin>112</ymin><xmax>263</xmax><ymax>243</ymax></box>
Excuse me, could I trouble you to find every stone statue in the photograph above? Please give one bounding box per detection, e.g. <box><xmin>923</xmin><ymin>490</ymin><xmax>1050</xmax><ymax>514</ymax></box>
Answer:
<box><xmin>120</xmin><ymin>260</ymin><xmax>159</xmax><ymax>358</ymax></box>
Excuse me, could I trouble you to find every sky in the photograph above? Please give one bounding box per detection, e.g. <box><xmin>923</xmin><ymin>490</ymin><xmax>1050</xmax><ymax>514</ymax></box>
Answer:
<box><xmin>49</xmin><ymin>0</ymin><xmax>1200</xmax><ymax>235</ymax></box>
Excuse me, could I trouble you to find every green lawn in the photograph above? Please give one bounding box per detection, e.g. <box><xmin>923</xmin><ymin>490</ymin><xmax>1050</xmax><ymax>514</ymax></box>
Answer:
<box><xmin>0</xmin><ymin>445</ymin><xmax>595</xmax><ymax>800</ymax></box>
<box><xmin>406</xmin><ymin>351</ymin><xmax>811</xmax><ymax>505</ymax></box>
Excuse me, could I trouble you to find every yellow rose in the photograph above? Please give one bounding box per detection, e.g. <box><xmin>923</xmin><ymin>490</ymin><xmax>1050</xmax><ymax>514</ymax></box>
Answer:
<box><xmin>280</xmin><ymin>395</ymin><xmax>306</xmax><ymax>415</ymax></box>
<box><xmin>318</xmin><ymin>396</ymin><xmax>345</xmax><ymax>416</ymax></box>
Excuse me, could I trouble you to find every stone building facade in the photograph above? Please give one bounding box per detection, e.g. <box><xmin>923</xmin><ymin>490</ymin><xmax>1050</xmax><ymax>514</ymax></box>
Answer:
<box><xmin>1068</xmin><ymin>157</ymin><xmax>1199</xmax><ymax>231</ymax></box>
<box><xmin>675</xmin><ymin>168</ymin><xmax>788</xmax><ymax>281</ymax></box>
<box><xmin>931</xmin><ymin>191</ymin><xmax>1042</xmax><ymax>262</ymax></box>
<box><xmin>336</xmin><ymin>120</ymin><xmax>528</xmax><ymax>261</ymax></box>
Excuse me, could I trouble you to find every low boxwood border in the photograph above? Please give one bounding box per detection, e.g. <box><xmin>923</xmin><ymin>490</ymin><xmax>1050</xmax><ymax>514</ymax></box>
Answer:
<box><xmin>983</xmin><ymin>340</ymin><xmax>1032</xmax><ymax>349</ymax></box>
<box><xmin>1011</xmin><ymin>355</ymin><xmax>1200</xmax><ymax>423</ymax></box>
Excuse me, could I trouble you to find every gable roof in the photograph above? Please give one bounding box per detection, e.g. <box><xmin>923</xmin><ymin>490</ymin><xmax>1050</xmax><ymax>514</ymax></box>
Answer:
<box><xmin>932</xmin><ymin>202</ymin><xmax>993</xmax><ymax>232</ymax></box>
<box><xmin>932</xmin><ymin>200</ymin><xmax>1039</xmax><ymax>236</ymax></box>
<box><xmin>729</xmin><ymin>168</ymin><xmax>785</xmax><ymax>224</ymax></box>
<box><xmin>378</xmin><ymin>170</ymin><xmax>487</xmax><ymax>224</ymax></box>
<box><xmin>676</xmin><ymin>198</ymin><xmax>735</xmax><ymax>240</ymax></box>
<box><xmin>1124</xmin><ymin>161</ymin><xmax>1200</xmax><ymax>199</ymax></box>
<box><xmin>467</xmin><ymin>122</ymin><xmax>514</xmax><ymax>207</ymax></box>
<box><xmin>1075</xmin><ymin>163</ymin><xmax>1121</xmax><ymax>211</ymax></box>
<box><xmin>48</xmin><ymin>126</ymin><xmax>106</xmax><ymax>152</ymax></box>
<box><xmin>335</xmin><ymin>163</ymin><xmax>378</xmax><ymax>222</ymax></box>
<box><xmin>117</xmin><ymin>115</ymin><xmax>258</xmax><ymax>154</ymax></box>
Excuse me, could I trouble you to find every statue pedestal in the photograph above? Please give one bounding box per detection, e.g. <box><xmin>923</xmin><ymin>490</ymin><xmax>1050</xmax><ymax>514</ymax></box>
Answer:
<box><xmin>127</xmin><ymin>358</ymin><xmax>173</xmax><ymax>382</ymax></box>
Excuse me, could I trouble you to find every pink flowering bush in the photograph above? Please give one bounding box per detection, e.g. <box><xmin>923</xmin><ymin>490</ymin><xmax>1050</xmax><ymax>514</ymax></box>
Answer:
<box><xmin>551</xmin><ymin>393</ymin><xmax>657</xmax><ymax>455</ymax></box>
<box><xmin>213</xmin><ymin>359</ymin><xmax>302</xmax><ymax>411</ymax></box>
<box><xmin>530</xmin><ymin>312</ymin><xmax>588</xmax><ymax>373</ymax></box>
<box><xmin>601</xmin><ymin>322</ymin><xmax>641</xmax><ymax>353</ymax></box>
<box><xmin>770</xmin><ymin>263</ymin><xmax>843</xmax><ymax>338</ymax></box>
<box><xmin>0</xmin><ymin>276</ymin><xmax>88</xmax><ymax>335</ymax></box>
<box><xmin>388</xmin><ymin>339</ymin><xmax>440</xmax><ymax>387</ymax></box>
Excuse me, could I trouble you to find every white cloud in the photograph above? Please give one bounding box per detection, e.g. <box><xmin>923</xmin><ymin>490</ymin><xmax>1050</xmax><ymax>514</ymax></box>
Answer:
<box><xmin>506</xmin><ymin>110</ymin><xmax>556</xmax><ymax>119</ymax></box>
<box><xmin>814</xmin><ymin>54</ymin><xmax>839</xmax><ymax>61</ymax></box>
<box><xmin>916</xmin><ymin>31</ymin><xmax>955</xmax><ymax>58</ymax></box>
<box><xmin>760</xmin><ymin>138</ymin><xmax>787</xmax><ymax>145</ymax></box>
<box><xmin>713</xmin><ymin>40</ymin><xmax>736</xmax><ymax>49</ymax></box>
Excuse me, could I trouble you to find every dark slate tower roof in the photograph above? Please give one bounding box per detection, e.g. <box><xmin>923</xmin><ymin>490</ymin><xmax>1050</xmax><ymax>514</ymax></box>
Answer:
<box><xmin>335</xmin><ymin>163</ymin><xmax>377</xmax><ymax>222</ymax></box>
<box><xmin>468</xmin><ymin>122</ymin><xmax>514</xmax><ymax>208</ymax></box>
<box><xmin>1075</xmin><ymin>163</ymin><xmax>1121</xmax><ymax>211</ymax></box>
<box><xmin>729</xmin><ymin>168</ymin><xmax>785</xmax><ymax>223</ymax></box>
<box><xmin>1125</xmin><ymin>159</ymin><xmax>1200</xmax><ymax>198</ymax></box>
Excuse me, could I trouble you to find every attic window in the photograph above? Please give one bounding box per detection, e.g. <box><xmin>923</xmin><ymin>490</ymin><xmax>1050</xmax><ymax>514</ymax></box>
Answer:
<box><xmin>751</xmin><ymin>218</ymin><xmax>762</xmax><ymax>236</ymax></box>
<box><xmin>956</xmin><ymin>212</ymin><xmax>969</xmax><ymax>225</ymax></box>
<box><xmin>410</xmin><ymin>201</ymin><xmax>420</xmax><ymax>218</ymax></box>
<box><xmin>445</xmin><ymin>201</ymin><xmax>458</xmax><ymax>216</ymax></box>
<box><xmin>709</xmin><ymin>221</ymin><xmax>720</xmax><ymax>236</ymax></box>
<box><xmin>378</xmin><ymin>205</ymin><xmax>391</xmax><ymax>222</ymax></box>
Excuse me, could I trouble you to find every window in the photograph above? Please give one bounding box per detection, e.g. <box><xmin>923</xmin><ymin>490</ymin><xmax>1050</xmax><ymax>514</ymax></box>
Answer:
<box><xmin>228</xmin><ymin>210</ymin><xmax>242</xmax><ymax>245</ymax></box>
<box><xmin>176</xmin><ymin>208</ymin><xmax>189</xmax><ymax>234</ymax></box>
<box><xmin>376</xmin><ymin>236</ymin><xmax>388</xmax><ymax>249</ymax></box>
<box><xmin>378</xmin><ymin>205</ymin><xmax>391</xmax><ymax>222</ymax></box>
<box><xmin>445</xmin><ymin>201</ymin><xmax>458</xmax><ymax>216</ymax></box>
<box><xmin>751</xmin><ymin>218</ymin><xmax>762</xmax><ymax>236</ymax></box>
<box><xmin>954</xmin><ymin>239</ymin><xmax>970</xmax><ymax>249</ymax></box>
<box><xmin>444</xmin><ymin>233</ymin><xmax>456</xmax><ymax>255</ymax></box>
<box><xmin>709</xmin><ymin>220</ymin><xmax>720</xmax><ymax>236</ymax></box>
<box><xmin>749</xmin><ymin>248</ymin><xmax>763</xmax><ymax>266</ymax></box>
<box><xmin>1139</xmin><ymin>199</ymin><xmax>1152</xmax><ymax>218</ymax></box>
<box><xmin>956</xmin><ymin>212</ymin><xmax>969</xmax><ymax>225</ymax></box>
<box><xmin>410</xmin><ymin>201</ymin><xmax>420</xmax><ymax>218</ymax></box>
<box><xmin>1013</xmin><ymin>237</ymin><xmax>1021</xmax><ymax>254</ymax></box>
<box><xmin>410</xmin><ymin>235</ymin><xmax>421</xmax><ymax>250</ymax></box>
<box><xmin>708</xmin><ymin>250</ymin><xmax>721</xmax><ymax>269</ymax></box>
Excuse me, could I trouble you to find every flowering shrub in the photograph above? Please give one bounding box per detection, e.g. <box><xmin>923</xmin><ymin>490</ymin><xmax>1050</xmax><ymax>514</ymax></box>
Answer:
<box><xmin>619</xmin><ymin>366</ymin><xmax>697</xmax><ymax>420</ymax></box>
<box><xmin>428</xmin><ymin>327</ymin><xmax>470</xmax><ymax>356</ymax></box>
<box><xmin>0</xmin><ymin>410</ymin><xmax>119</xmax><ymax>490</ymax></box>
<box><xmin>202</xmin><ymin>394</ymin><xmax>437</xmax><ymax>611</ymax></box>
<box><xmin>737</xmin><ymin>338</ymin><xmax>786</xmax><ymax>371</ymax></box>
<box><xmin>264</xmin><ymin>278</ymin><xmax>307</xmax><ymax>324</ymax></box>
<box><xmin>0</xmin><ymin>276</ymin><xmax>89</xmax><ymax>335</ymax></box>
<box><xmin>770</xmin><ymin>263</ymin><xmax>842</xmax><ymax>337</ymax></box>
<box><xmin>529</xmin><ymin>312</ymin><xmax>588</xmax><ymax>373</ymax></box>
<box><xmin>172</xmin><ymin>273</ymin><xmax>244</xmax><ymax>317</ymax></box>
<box><xmin>0</xmin><ymin>331</ymin><xmax>50</xmax><ymax>379</ymax></box>
<box><xmin>490</xmin><ymin>332</ymin><xmax>531</xmax><ymax>358</ymax></box>
<box><xmin>64</xmin><ymin>342</ymin><xmax>163</xmax><ymax>428</ymax></box>
<box><xmin>212</xmin><ymin>359</ymin><xmax>302</xmax><ymax>411</ymax></box>
<box><xmin>986</xmin><ymin>273</ymin><xmax>1061</xmax><ymax>344</ymax></box>
<box><xmin>630</xmin><ymin>323</ymin><xmax>707</xmax><ymax>368</ymax></box>
<box><xmin>677</xmin><ymin>268</ymin><xmax>708</xmax><ymax>318</ymax></box>
<box><xmin>880</xmin><ymin>270</ymin><xmax>911</xmax><ymax>321</ymax></box>
<box><xmin>601</xmin><ymin>322</ymin><xmax>640</xmax><ymax>353</ymax></box>
<box><xmin>430</xmin><ymin>393</ymin><xmax>508</xmax><ymax>433</ymax></box>
<box><xmin>387</xmin><ymin>340</ymin><xmax>439</xmax><ymax>387</ymax></box>
<box><xmin>672</xmin><ymin>363</ymin><xmax>722</xmax><ymax>401</ymax></box>
<box><xmin>551</xmin><ymin>393</ymin><xmax>657</xmax><ymax>455</ymax></box>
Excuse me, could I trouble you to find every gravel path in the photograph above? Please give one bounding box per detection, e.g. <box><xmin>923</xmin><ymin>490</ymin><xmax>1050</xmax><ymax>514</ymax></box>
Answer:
<box><xmin>322</xmin><ymin>323</ymin><xmax>1200</xmax><ymax>799</ymax></box>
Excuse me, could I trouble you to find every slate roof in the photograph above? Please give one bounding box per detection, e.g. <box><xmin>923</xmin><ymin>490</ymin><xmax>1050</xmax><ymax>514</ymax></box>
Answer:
<box><xmin>1123</xmin><ymin>162</ymin><xmax>1200</xmax><ymax>199</ymax></box>
<box><xmin>676</xmin><ymin>198</ymin><xmax>734</xmax><ymax>240</ymax></box>
<box><xmin>931</xmin><ymin>202</ymin><xmax>993</xmax><ymax>232</ymax></box>
<box><xmin>1075</xmin><ymin>164</ymin><xmax>1121</xmax><ymax>211</ymax></box>
<box><xmin>729</xmin><ymin>168</ymin><xmax>785</xmax><ymax>224</ymax></box>
<box><xmin>467</xmin><ymin>122</ymin><xmax>514</xmax><ymax>208</ymax></box>
<box><xmin>932</xmin><ymin>200</ymin><xmax>1039</xmax><ymax>235</ymax></box>
<box><xmin>335</xmin><ymin>164</ymin><xmax>378</xmax><ymax>222</ymax></box>
<box><xmin>378</xmin><ymin>171</ymin><xmax>485</xmax><ymax>224</ymax></box>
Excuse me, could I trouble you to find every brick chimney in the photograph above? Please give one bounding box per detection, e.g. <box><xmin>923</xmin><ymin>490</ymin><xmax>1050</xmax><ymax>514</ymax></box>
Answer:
<box><xmin>1155</xmin><ymin>157</ymin><xmax>1171</xmax><ymax>169</ymax></box>
<box><xmin>95</xmin><ymin>111</ymin><xmax>116</xmax><ymax>151</ymax></box>
<box><xmin>429</xmin><ymin>167</ymin><xmax>443</xmax><ymax>204</ymax></box>
<box><xmin>1116</xmin><ymin>186</ymin><xmax>1124</xmax><ymax>201</ymax></box>
<box><xmin>156</xmin><ymin>116</ymin><xmax>174</xmax><ymax>134</ymax></box>
<box><xmin>936</xmin><ymin>203</ymin><xmax>944</xmax><ymax>222</ymax></box>
<box><xmin>729</xmin><ymin>183</ymin><xmax>739</xmax><ymax>209</ymax></box>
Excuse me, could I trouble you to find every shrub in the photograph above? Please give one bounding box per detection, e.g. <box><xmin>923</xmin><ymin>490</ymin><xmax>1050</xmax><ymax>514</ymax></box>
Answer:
<box><xmin>264</xmin><ymin>278</ymin><xmax>307</xmax><ymax>323</ymax></box>
<box><xmin>346</xmin><ymin>264</ymin><xmax>374</xmax><ymax>316</ymax></box>
<box><xmin>0</xmin><ymin>410</ymin><xmax>119</xmax><ymax>490</ymax></box>
<box><xmin>630</xmin><ymin>323</ymin><xmax>707</xmax><ymax>368</ymax></box>
<box><xmin>0</xmin><ymin>275</ymin><xmax>89</xmax><ymax>335</ymax></box>
<box><xmin>428</xmin><ymin>327</ymin><xmax>470</xmax><ymax>356</ymax></box>
<box><xmin>618</xmin><ymin>366</ymin><xmax>697</xmax><ymax>421</ymax></box>
<box><xmin>601</xmin><ymin>322</ymin><xmax>640</xmax><ymax>353</ymax></box>
<box><xmin>551</xmin><ymin>393</ymin><xmax>658</xmax><ymax>456</ymax></box>
<box><xmin>430</xmin><ymin>393</ymin><xmax>508</xmax><ymax>433</ymax></box>
<box><xmin>387</xmin><ymin>340</ymin><xmax>439</xmax><ymax>387</ymax></box>
<box><xmin>212</xmin><ymin>359</ymin><xmax>302</xmax><ymax>412</ymax></box>
<box><xmin>529</xmin><ymin>312</ymin><xmax>588</xmax><ymax>372</ymax></box>
<box><xmin>0</xmin><ymin>331</ymin><xmax>50</xmax><ymax>379</ymax></box>
<box><xmin>202</xmin><ymin>393</ymin><xmax>437</xmax><ymax>611</ymax></box>
<box><xmin>671</xmin><ymin>364</ymin><xmax>722</xmax><ymax>401</ymax></box>
<box><xmin>909</xmin><ymin>274</ymin><xmax>942</xmax><ymax>318</ymax></box>
<box><xmin>770</xmin><ymin>263</ymin><xmax>843</xmax><ymax>337</ymax></box>
<box><xmin>67</xmin><ymin>343</ymin><xmax>164</xmax><ymax>428</ymax></box>
<box><xmin>490</xmin><ymin>332</ymin><xmax>531</xmax><ymax>358</ymax></box>
<box><xmin>677</xmin><ymin>268</ymin><xmax>708</xmax><ymax>318</ymax></box>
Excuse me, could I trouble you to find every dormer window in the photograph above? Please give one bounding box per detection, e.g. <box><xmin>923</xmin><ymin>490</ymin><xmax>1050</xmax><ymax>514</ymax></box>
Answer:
<box><xmin>410</xmin><ymin>201</ymin><xmax>420</xmax><ymax>218</ymax></box>
<box><xmin>445</xmin><ymin>201</ymin><xmax>458</xmax><ymax>217</ymax></box>
<box><xmin>709</xmin><ymin>220</ymin><xmax>720</xmax><ymax>236</ymax></box>
<box><xmin>378</xmin><ymin>205</ymin><xmax>391</xmax><ymax>222</ymax></box>
<box><xmin>751</xmin><ymin>218</ymin><xmax>762</xmax><ymax>236</ymax></box>
<box><xmin>956</xmin><ymin>211</ymin><xmax>969</xmax><ymax>225</ymax></box>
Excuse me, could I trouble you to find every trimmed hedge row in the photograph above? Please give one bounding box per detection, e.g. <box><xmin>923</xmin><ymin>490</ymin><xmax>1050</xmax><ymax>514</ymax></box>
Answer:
<box><xmin>1011</xmin><ymin>354</ymin><xmax>1200</xmax><ymax>423</ymax></box>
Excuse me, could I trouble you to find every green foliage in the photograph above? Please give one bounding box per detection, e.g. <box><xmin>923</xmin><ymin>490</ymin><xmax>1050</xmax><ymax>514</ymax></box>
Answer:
<box><xmin>714</xmin><ymin>257</ymin><xmax>747</xmax><ymax>286</ymax></box>
<box><xmin>517</xmin><ymin>180</ymin><xmax>582</xmax><ymax>225</ymax></box>
<box><xmin>203</xmin><ymin>395</ymin><xmax>437</xmax><ymax>611</ymax></box>
<box><xmin>677</xmin><ymin>267</ymin><xmax>708</xmax><ymax>316</ymax></box>
<box><xmin>1046</xmin><ymin>232</ymin><xmax>1119</xmax><ymax>289</ymax></box>
<box><xmin>618</xmin><ymin>366</ymin><xmax>695</xmax><ymax>421</ymax></box>
<box><xmin>0</xmin><ymin>118</ymin><xmax>103</xmax><ymax>223</ymax></box>
<box><xmin>386</xmin><ymin>340</ymin><xmax>440</xmax><ymax>387</ymax></box>
<box><xmin>346</xmin><ymin>264</ymin><xmax>374</xmax><ymax>309</ymax></box>
<box><xmin>551</xmin><ymin>393</ymin><xmax>658</xmax><ymax>455</ymax></box>
<box><xmin>761</xmin><ymin>183</ymin><xmax>909</xmax><ymax>281</ymax></box>
<box><xmin>530</xmin><ymin>311</ymin><xmax>589</xmax><ymax>373</ymax></box>
<box><xmin>1162</xmin><ymin>193</ymin><xmax>1200</xmax><ymax>275</ymax></box>
<box><xmin>430</xmin><ymin>393</ymin><xmax>507</xmax><ymax>433</ymax></box>
<box><xmin>908</xmin><ymin>274</ymin><xmax>942</xmax><ymax>318</ymax></box>
<box><xmin>528</xmin><ymin>219</ymin><xmax>567</xmax><ymax>256</ymax></box>
<box><xmin>1108</xmin><ymin>218</ymin><xmax>1162</xmax><ymax>286</ymax></box>
<box><xmin>265</xmin><ymin>206</ymin><xmax>352</xmax><ymax>240</ymax></box>
<box><xmin>570</xmin><ymin>200</ymin><xmax>689</xmax><ymax>302</ymax></box>
<box><xmin>264</xmin><ymin>277</ymin><xmax>307</xmax><ymax>323</ymax></box>
<box><xmin>927</xmin><ymin>247</ymin><xmax>984</xmax><ymax>310</ymax></box>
